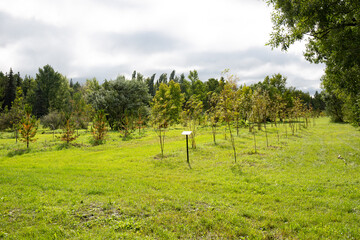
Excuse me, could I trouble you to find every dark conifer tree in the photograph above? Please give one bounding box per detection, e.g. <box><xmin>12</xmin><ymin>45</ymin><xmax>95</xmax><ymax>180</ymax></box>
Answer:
<box><xmin>146</xmin><ymin>74</ymin><xmax>156</xmax><ymax>96</ymax></box>
<box><xmin>15</xmin><ymin>72</ymin><xmax>22</xmax><ymax>88</ymax></box>
<box><xmin>2</xmin><ymin>68</ymin><xmax>16</xmax><ymax>111</ymax></box>
<box><xmin>158</xmin><ymin>73</ymin><xmax>167</xmax><ymax>84</ymax></box>
<box><xmin>169</xmin><ymin>70</ymin><xmax>176</xmax><ymax>82</ymax></box>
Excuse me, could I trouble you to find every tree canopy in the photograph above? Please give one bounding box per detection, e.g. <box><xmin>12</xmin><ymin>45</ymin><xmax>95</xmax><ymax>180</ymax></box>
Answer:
<box><xmin>267</xmin><ymin>0</ymin><xmax>360</xmax><ymax>125</ymax></box>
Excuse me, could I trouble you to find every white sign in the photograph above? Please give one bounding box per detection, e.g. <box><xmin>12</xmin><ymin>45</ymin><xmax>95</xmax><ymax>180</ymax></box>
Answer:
<box><xmin>182</xmin><ymin>131</ymin><xmax>192</xmax><ymax>135</ymax></box>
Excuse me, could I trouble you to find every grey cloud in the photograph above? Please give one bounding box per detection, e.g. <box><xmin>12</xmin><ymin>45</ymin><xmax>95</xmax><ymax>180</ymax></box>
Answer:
<box><xmin>186</xmin><ymin>47</ymin><xmax>301</xmax><ymax>70</ymax></box>
<box><xmin>0</xmin><ymin>11</ymin><xmax>76</xmax><ymax>76</ymax></box>
<box><xmin>73</xmin><ymin>64</ymin><xmax>131</xmax><ymax>83</ymax></box>
<box><xmin>0</xmin><ymin>8</ymin><xmax>323</xmax><ymax>94</ymax></box>
<box><xmin>95</xmin><ymin>31</ymin><xmax>185</xmax><ymax>54</ymax></box>
<box><xmin>0</xmin><ymin>11</ymin><xmax>61</xmax><ymax>46</ymax></box>
<box><xmin>183</xmin><ymin>47</ymin><xmax>324</xmax><ymax>92</ymax></box>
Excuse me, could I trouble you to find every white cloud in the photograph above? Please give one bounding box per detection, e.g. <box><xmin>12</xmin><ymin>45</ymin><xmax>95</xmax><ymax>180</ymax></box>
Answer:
<box><xmin>0</xmin><ymin>0</ymin><xmax>324</xmax><ymax>92</ymax></box>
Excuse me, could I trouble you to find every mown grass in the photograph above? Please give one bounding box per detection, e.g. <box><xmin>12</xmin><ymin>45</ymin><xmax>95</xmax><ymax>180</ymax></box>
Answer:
<box><xmin>0</xmin><ymin>118</ymin><xmax>359</xmax><ymax>239</ymax></box>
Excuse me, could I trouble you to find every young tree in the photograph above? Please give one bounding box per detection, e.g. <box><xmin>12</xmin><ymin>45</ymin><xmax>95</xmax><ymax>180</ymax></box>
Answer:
<box><xmin>182</xmin><ymin>95</ymin><xmax>203</xmax><ymax>149</ymax></box>
<box><xmin>219</xmin><ymin>73</ymin><xmax>239</xmax><ymax>163</ymax></box>
<box><xmin>238</xmin><ymin>85</ymin><xmax>253</xmax><ymax>132</ymax></box>
<box><xmin>269</xmin><ymin>94</ymin><xmax>284</xmax><ymax>143</ymax></box>
<box><xmin>251</xmin><ymin>89</ymin><xmax>270</xmax><ymax>147</ymax></box>
<box><xmin>60</xmin><ymin>114</ymin><xmax>78</xmax><ymax>145</ymax></box>
<box><xmin>135</xmin><ymin>107</ymin><xmax>148</xmax><ymax>135</ymax></box>
<box><xmin>119</xmin><ymin>111</ymin><xmax>135</xmax><ymax>139</ymax></box>
<box><xmin>10</xmin><ymin>87</ymin><xmax>26</xmax><ymax>143</ymax></box>
<box><xmin>151</xmin><ymin>81</ymin><xmax>184</xmax><ymax>158</ymax></box>
<box><xmin>18</xmin><ymin>106</ymin><xmax>38</xmax><ymax>148</ymax></box>
<box><xmin>91</xmin><ymin>110</ymin><xmax>108</xmax><ymax>145</ymax></box>
<box><xmin>206</xmin><ymin>92</ymin><xmax>221</xmax><ymax>145</ymax></box>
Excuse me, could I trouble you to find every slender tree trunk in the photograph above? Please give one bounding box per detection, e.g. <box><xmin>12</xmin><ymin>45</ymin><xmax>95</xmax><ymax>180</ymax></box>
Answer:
<box><xmin>264</xmin><ymin>121</ymin><xmax>269</xmax><ymax>147</ymax></box>
<box><xmin>275</xmin><ymin>120</ymin><xmax>279</xmax><ymax>143</ymax></box>
<box><xmin>228</xmin><ymin>122</ymin><xmax>236</xmax><ymax>163</ymax></box>
<box><xmin>212</xmin><ymin>125</ymin><xmax>216</xmax><ymax>145</ymax></box>
<box><xmin>158</xmin><ymin>129</ymin><xmax>165</xmax><ymax>159</ymax></box>
<box><xmin>236</xmin><ymin>119</ymin><xmax>239</xmax><ymax>136</ymax></box>
<box><xmin>191</xmin><ymin>120</ymin><xmax>196</xmax><ymax>149</ymax></box>
<box><xmin>253</xmin><ymin>124</ymin><xmax>257</xmax><ymax>153</ymax></box>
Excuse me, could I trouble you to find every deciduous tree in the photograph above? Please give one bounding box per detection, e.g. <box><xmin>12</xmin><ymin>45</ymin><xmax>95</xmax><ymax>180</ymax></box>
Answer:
<box><xmin>152</xmin><ymin>81</ymin><xmax>184</xmax><ymax>158</ymax></box>
<box><xmin>219</xmin><ymin>71</ymin><xmax>239</xmax><ymax>162</ymax></box>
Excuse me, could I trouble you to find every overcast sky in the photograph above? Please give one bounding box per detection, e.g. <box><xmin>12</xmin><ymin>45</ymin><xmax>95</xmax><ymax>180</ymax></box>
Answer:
<box><xmin>0</xmin><ymin>0</ymin><xmax>325</xmax><ymax>93</ymax></box>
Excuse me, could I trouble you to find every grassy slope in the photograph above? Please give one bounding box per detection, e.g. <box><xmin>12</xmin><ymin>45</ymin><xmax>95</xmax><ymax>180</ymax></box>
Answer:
<box><xmin>0</xmin><ymin>118</ymin><xmax>359</xmax><ymax>239</ymax></box>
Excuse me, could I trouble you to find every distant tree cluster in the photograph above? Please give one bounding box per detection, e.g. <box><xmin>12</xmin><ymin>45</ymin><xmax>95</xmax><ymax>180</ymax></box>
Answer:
<box><xmin>0</xmin><ymin>65</ymin><xmax>327</xmax><ymax>149</ymax></box>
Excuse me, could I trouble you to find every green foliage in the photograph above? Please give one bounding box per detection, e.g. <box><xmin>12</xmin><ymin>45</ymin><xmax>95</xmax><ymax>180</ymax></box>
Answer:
<box><xmin>87</xmin><ymin>76</ymin><xmax>151</xmax><ymax>130</ymax></box>
<box><xmin>91</xmin><ymin>110</ymin><xmax>108</xmax><ymax>145</ymax></box>
<box><xmin>182</xmin><ymin>95</ymin><xmax>203</xmax><ymax>149</ymax></box>
<box><xmin>18</xmin><ymin>105</ymin><xmax>38</xmax><ymax>148</ymax></box>
<box><xmin>0</xmin><ymin>71</ymin><xmax>6</xmax><ymax>109</ymax></box>
<box><xmin>267</xmin><ymin>0</ymin><xmax>360</xmax><ymax>125</ymax></box>
<box><xmin>322</xmin><ymin>90</ymin><xmax>345</xmax><ymax>123</ymax></box>
<box><xmin>21</xmin><ymin>75</ymin><xmax>36</xmax><ymax>103</ymax></box>
<box><xmin>152</xmin><ymin>81</ymin><xmax>184</xmax><ymax>129</ymax></box>
<box><xmin>118</xmin><ymin>111</ymin><xmax>136</xmax><ymax>139</ymax></box>
<box><xmin>60</xmin><ymin>114</ymin><xmax>78</xmax><ymax>144</ymax></box>
<box><xmin>31</xmin><ymin>65</ymin><xmax>71</xmax><ymax>117</ymax></box>
<box><xmin>206</xmin><ymin>92</ymin><xmax>221</xmax><ymax>144</ymax></box>
<box><xmin>219</xmin><ymin>75</ymin><xmax>239</xmax><ymax>162</ymax></box>
<box><xmin>0</xmin><ymin>87</ymin><xmax>25</xmax><ymax>132</ymax></box>
<box><xmin>152</xmin><ymin>81</ymin><xmax>184</xmax><ymax>157</ymax></box>
<box><xmin>2</xmin><ymin>68</ymin><xmax>17</xmax><ymax>111</ymax></box>
<box><xmin>41</xmin><ymin>111</ymin><xmax>65</xmax><ymax>130</ymax></box>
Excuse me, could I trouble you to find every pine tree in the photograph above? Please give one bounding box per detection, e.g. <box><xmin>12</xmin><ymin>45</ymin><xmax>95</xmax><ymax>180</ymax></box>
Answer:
<box><xmin>2</xmin><ymin>68</ymin><xmax>16</xmax><ymax>111</ymax></box>
<box><xmin>91</xmin><ymin>110</ymin><xmax>108</xmax><ymax>145</ymax></box>
<box><xmin>60</xmin><ymin>114</ymin><xmax>78</xmax><ymax>144</ymax></box>
<box><xmin>18</xmin><ymin>105</ymin><xmax>38</xmax><ymax>148</ymax></box>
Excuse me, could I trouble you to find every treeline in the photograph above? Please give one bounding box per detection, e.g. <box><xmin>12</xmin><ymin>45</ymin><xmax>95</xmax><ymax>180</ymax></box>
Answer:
<box><xmin>0</xmin><ymin>65</ymin><xmax>326</xmax><ymax>135</ymax></box>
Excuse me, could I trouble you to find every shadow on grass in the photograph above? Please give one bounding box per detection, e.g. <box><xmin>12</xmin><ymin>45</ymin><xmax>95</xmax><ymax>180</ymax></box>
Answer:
<box><xmin>231</xmin><ymin>164</ymin><xmax>243</xmax><ymax>176</ymax></box>
<box><xmin>7</xmin><ymin>148</ymin><xmax>31</xmax><ymax>157</ymax></box>
<box><xmin>56</xmin><ymin>142</ymin><xmax>88</xmax><ymax>150</ymax></box>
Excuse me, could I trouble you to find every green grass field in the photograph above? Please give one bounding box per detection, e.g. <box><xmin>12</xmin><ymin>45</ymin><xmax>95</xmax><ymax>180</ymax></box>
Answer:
<box><xmin>0</xmin><ymin>118</ymin><xmax>359</xmax><ymax>239</ymax></box>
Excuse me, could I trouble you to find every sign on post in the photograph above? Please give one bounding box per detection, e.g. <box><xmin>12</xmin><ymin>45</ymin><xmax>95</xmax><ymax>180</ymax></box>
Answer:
<box><xmin>182</xmin><ymin>131</ymin><xmax>192</xmax><ymax>169</ymax></box>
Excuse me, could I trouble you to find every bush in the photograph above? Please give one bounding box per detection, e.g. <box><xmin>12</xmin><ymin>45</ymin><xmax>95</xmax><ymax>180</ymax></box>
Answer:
<box><xmin>41</xmin><ymin>111</ymin><xmax>65</xmax><ymax>130</ymax></box>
